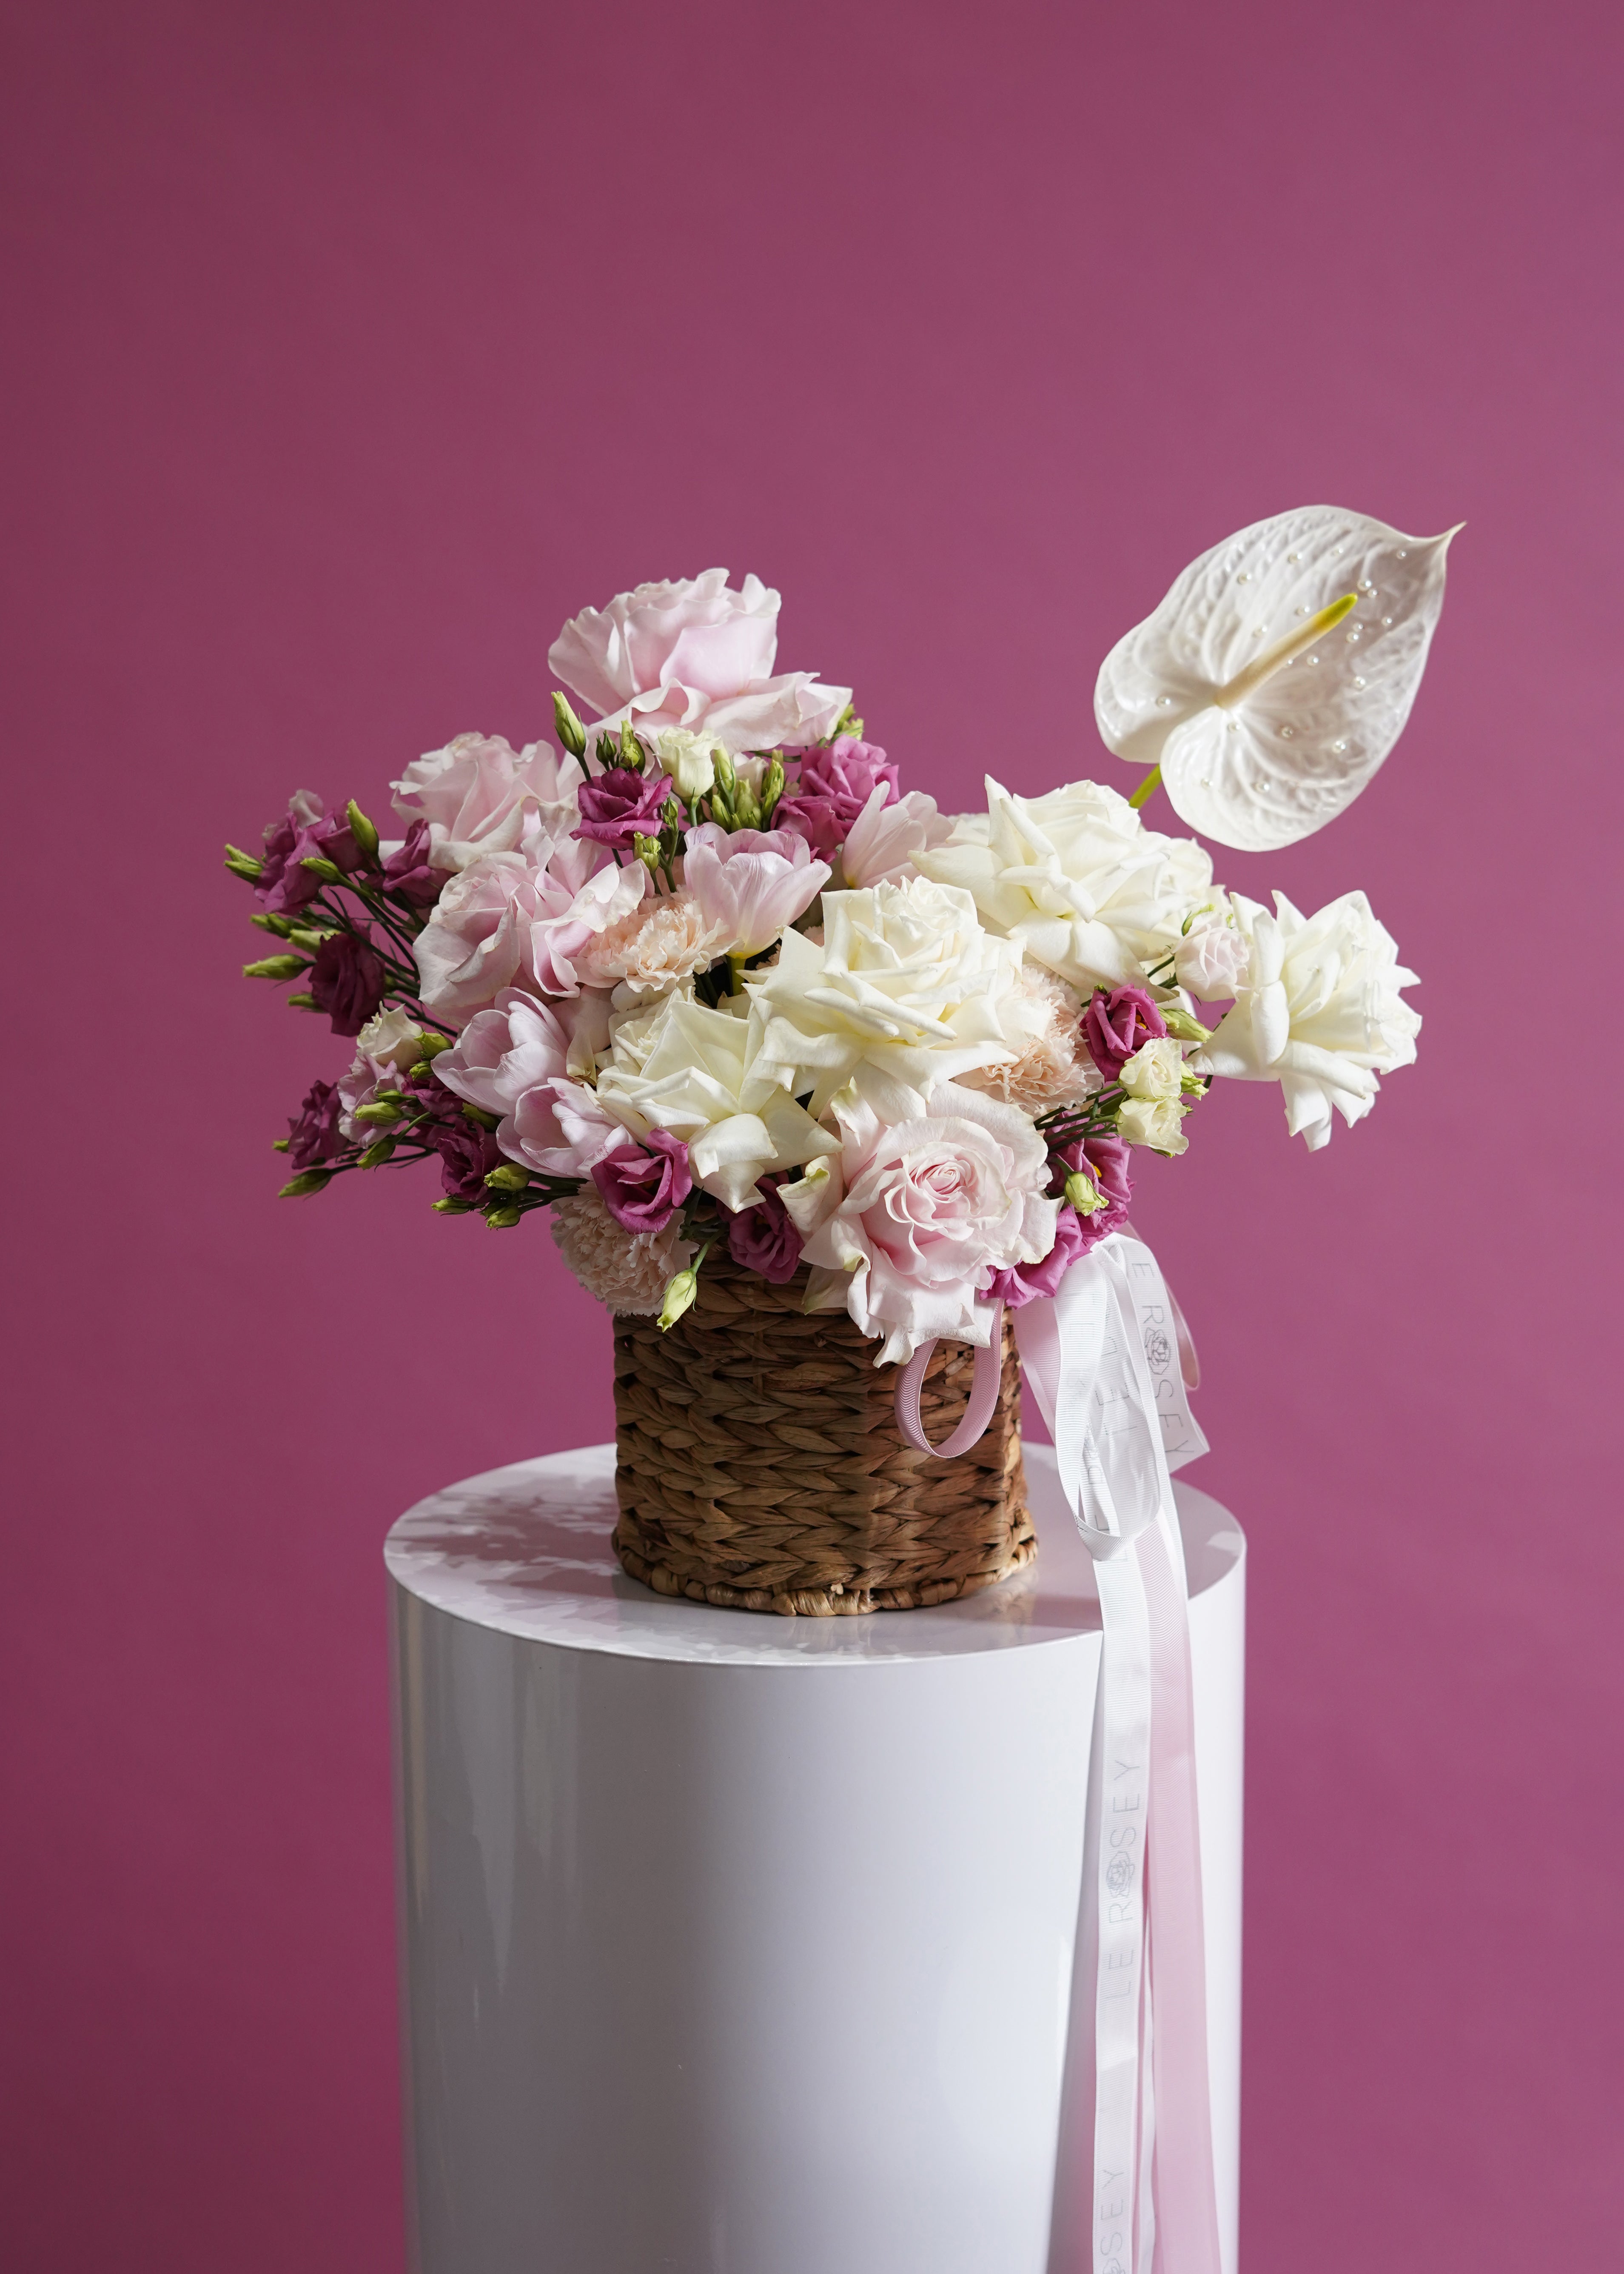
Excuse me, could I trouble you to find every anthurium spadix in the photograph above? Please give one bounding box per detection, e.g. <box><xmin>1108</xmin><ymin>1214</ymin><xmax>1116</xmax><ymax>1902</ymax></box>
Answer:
<box><xmin>1093</xmin><ymin>507</ymin><xmax>1458</xmax><ymax>853</ymax></box>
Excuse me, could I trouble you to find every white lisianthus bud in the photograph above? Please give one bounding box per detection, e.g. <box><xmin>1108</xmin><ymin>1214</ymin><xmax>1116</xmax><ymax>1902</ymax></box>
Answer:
<box><xmin>1119</xmin><ymin>1036</ymin><xmax>1185</xmax><ymax>1102</ymax></box>
<box><xmin>1117</xmin><ymin>1096</ymin><xmax>1188</xmax><ymax>1154</ymax></box>
<box><xmin>656</xmin><ymin>730</ymin><xmax>718</xmax><ymax>804</ymax></box>
<box><xmin>658</xmin><ymin>1264</ymin><xmax>701</xmax><ymax>1331</ymax></box>
<box><xmin>1064</xmin><ymin>1168</ymin><xmax>1106</xmax><ymax>1214</ymax></box>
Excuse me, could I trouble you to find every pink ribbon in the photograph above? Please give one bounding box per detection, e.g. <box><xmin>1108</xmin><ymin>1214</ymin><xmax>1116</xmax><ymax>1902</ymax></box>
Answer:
<box><xmin>894</xmin><ymin>1236</ymin><xmax>1220</xmax><ymax>2274</ymax></box>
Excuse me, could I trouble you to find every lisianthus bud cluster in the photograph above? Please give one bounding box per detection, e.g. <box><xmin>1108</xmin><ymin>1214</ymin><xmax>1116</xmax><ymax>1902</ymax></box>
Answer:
<box><xmin>231</xmin><ymin>563</ymin><xmax>1422</xmax><ymax>1355</ymax></box>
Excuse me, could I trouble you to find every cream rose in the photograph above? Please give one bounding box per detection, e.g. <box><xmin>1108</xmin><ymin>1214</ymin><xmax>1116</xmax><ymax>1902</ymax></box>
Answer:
<box><xmin>747</xmin><ymin>876</ymin><xmax>1023</xmax><ymax>1116</ymax></box>
<box><xmin>916</xmin><ymin>775</ymin><xmax>1212</xmax><ymax>992</ymax></box>
<box><xmin>1190</xmin><ymin>890</ymin><xmax>1420</xmax><ymax>1149</ymax></box>
<box><xmin>593</xmin><ymin>991</ymin><xmax>837</xmax><ymax>1211</ymax></box>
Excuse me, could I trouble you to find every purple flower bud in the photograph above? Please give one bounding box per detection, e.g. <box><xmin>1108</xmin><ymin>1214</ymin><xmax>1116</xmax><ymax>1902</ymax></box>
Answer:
<box><xmin>308</xmin><ymin>932</ymin><xmax>387</xmax><ymax>1037</ymax></box>
<box><xmin>591</xmin><ymin>1130</ymin><xmax>692</xmax><ymax>1234</ymax></box>
<box><xmin>575</xmin><ymin>767</ymin><xmax>673</xmax><ymax>853</ymax></box>
<box><xmin>1081</xmin><ymin>987</ymin><xmax>1167</xmax><ymax>1081</ymax></box>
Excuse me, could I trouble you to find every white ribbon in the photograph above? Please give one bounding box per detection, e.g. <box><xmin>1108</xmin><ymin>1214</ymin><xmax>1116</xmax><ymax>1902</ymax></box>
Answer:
<box><xmin>895</xmin><ymin>1232</ymin><xmax>1220</xmax><ymax>2274</ymax></box>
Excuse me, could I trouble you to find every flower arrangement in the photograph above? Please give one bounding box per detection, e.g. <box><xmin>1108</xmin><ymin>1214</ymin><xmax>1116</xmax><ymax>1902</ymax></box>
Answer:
<box><xmin>229</xmin><ymin>511</ymin><xmax>1447</xmax><ymax>1367</ymax></box>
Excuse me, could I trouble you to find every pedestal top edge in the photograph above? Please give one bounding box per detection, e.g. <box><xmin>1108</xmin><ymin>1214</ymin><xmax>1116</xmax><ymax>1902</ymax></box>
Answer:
<box><xmin>383</xmin><ymin>1441</ymin><xmax>1244</xmax><ymax>1669</ymax></box>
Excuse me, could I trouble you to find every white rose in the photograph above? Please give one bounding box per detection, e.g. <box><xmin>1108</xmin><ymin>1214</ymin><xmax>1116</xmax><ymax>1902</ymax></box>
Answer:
<box><xmin>1189</xmin><ymin>890</ymin><xmax>1420</xmax><ymax>1149</ymax></box>
<box><xmin>1119</xmin><ymin>1036</ymin><xmax>1185</xmax><ymax>1102</ymax></box>
<box><xmin>1172</xmin><ymin>904</ymin><xmax>1251</xmax><ymax>1000</ymax></box>
<box><xmin>915</xmin><ymin>775</ymin><xmax>1213</xmax><ymax>991</ymax></box>
<box><xmin>593</xmin><ymin>990</ymin><xmax>837</xmax><ymax>1211</ymax></box>
<box><xmin>548</xmin><ymin>571</ymin><xmax>850</xmax><ymax>756</ymax></box>
<box><xmin>747</xmin><ymin>876</ymin><xmax>1023</xmax><ymax>1117</ymax></box>
<box><xmin>1117</xmin><ymin>1096</ymin><xmax>1189</xmax><ymax>1155</ymax></box>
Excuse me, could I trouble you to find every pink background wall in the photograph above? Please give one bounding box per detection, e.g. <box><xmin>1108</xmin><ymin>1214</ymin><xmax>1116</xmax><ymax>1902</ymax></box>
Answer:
<box><xmin>3</xmin><ymin>2</ymin><xmax>1618</xmax><ymax>2266</ymax></box>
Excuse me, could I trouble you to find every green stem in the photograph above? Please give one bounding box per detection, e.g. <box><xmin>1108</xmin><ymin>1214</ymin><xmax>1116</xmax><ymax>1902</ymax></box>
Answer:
<box><xmin>1128</xmin><ymin>764</ymin><xmax>1162</xmax><ymax>812</ymax></box>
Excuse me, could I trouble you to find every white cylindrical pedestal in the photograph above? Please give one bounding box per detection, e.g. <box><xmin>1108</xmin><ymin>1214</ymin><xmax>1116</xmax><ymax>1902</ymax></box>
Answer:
<box><xmin>387</xmin><ymin>1442</ymin><xmax>1244</xmax><ymax>2274</ymax></box>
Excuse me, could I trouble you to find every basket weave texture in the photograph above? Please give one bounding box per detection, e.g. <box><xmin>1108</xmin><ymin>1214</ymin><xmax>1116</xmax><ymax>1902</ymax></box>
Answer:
<box><xmin>612</xmin><ymin>1250</ymin><xmax>1032</xmax><ymax>1616</ymax></box>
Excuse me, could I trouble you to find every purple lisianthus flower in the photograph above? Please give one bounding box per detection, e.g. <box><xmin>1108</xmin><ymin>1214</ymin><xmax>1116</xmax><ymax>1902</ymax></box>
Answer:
<box><xmin>256</xmin><ymin>795</ymin><xmax>365</xmax><ymax>913</ymax></box>
<box><xmin>983</xmin><ymin>1135</ymin><xmax>1133</xmax><ymax>1308</ymax></box>
<box><xmin>1081</xmin><ymin>986</ymin><xmax>1167</xmax><ymax>1082</ymax></box>
<box><xmin>774</xmin><ymin>736</ymin><xmax>900</xmax><ymax>862</ymax></box>
<box><xmin>983</xmin><ymin>1203</ymin><xmax>1093</xmax><ymax>1310</ymax></box>
<box><xmin>308</xmin><ymin>931</ymin><xmax>387</xmax><ymax>1037</ymax></box>
<box><xmin>591</xmin><ymin>1129</ymin><xmax>692</xmax><ymax>1234</ymax></box>
<box><xmin>724</xmin><ymin>1178</ymin><xmax>803</xmax><ymax>1284</ymax></box>
<box><xmin>381</xmin><ymin>818</ymin><xmax>443</xmax><ymax>908</ymax></box>
<box><xmin>419</xmin><ymin>1089</ymin><xmax>504</xmax><ymax>1200</ymax></box>
<box><xmin>286</xmin><ymin>1079</ymin><xmax>346</xmax><ymax>1170</ymax></box>
<box><xmin>1051</xmin><ymin>1134</ymin><xmax>1133</xmax><ymax>1236</ymax></box>
<box><xmin>575</xmin><ymin>765</ymin><xmax>672</xmax><ymax>853</ymax></box>
<box><xmin>256</xmin><ymin>793</ymin><xmax>326</xmax><ymax>914</ymax></box>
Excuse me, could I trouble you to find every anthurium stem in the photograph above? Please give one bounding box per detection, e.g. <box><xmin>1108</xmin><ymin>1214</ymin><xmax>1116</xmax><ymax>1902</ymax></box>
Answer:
<box><xmin>1128</xmin><ymin>764</ymin><xmax>1162</xmax><ymax>810</ymax></box>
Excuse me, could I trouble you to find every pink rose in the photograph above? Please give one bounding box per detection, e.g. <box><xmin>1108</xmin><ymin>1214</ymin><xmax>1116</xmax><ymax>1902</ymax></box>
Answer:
<box><xmin>681</xmin><ymin>823</ymin><xmax>830</xmax><ymax>955</ymax></box>
<box><xmin>548</xmin><ymin>571</ymin><xmax>850</xmax><ymax>755</ymax></box>
<box><xmin>433</xmin><ymin>988</ymin><xmax>630</xmax><ymax>1178</ymax></box>
<box><xmin>780</xmin><ymin>1076</ymin><xmax>1059</xmax><ymax>1364</ymax></box>
<box><xmin>391</xmin><ymin>733</ymin><xmax>582</xmax><ymax>872</ymax></box>
<box><xmin>412</xmin><ymin>845</ymin><xmax>646</xmax><ymax>1020</ymax></box>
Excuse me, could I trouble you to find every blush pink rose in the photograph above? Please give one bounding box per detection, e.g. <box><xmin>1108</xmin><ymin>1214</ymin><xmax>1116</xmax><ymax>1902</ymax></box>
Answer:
<box><xmin>547</xmin><ymin>571</ymin><xmax>850</xmax><ymax>755</ymax></box>
<box><xmin>390</xmin><ymin>733</ymin><xmax>582</xmax><ymax>871</ymax></box>
<box><xmin>781</xmin><ymin>1077</ymin><xmax>1059</xmax><ymax>1364</ymax></box>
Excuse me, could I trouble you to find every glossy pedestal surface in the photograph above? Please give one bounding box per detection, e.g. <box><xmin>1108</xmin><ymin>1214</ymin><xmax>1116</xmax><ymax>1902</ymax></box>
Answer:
<box><xmin>387</xmin><ymin>1443</ymin><xmax>1245</xmax><ymax>2274</ymax></box>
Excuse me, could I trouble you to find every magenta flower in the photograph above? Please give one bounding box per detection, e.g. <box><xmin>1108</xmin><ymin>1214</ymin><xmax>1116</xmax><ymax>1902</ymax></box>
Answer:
<box><xmin>983</xmin><ymin>1134</ymin><xmax>1133</xmax><ymax>1307</ymax></box>
<box><xmin>417</xmin><ymin>1088</ymin><xmax>505</xmax><ymax>1200</ymax></box>
<box><xmin>1051</xmin><ymin>1134</ymin><xmax>1133</xmax><ymax>1236</ymax></box>
<box><xmin>1082</xmin><ymin>986</ymin><xmax>1167</xmax><ymax>1081</ymax></box>
<box><xmin>309</xmin><ymin>932</ymin><xmax>387</xmax><ymax>1036</ymax></box>
<box><xmin>256</xmin><ymin>795</ymin><xmax>366</xmax><ymax>913</ymax></box>
<box><xmin>382</xmin><ymin>819</ymin><xmax>443</xmax><ymax>908</ymax></box>
<box><xmin>287</xmin><ymin>1079</ymin><xmax>346</xmax><ymax>1170</ymax></box>
<box><xmin>725</xmin><ymin>1180</ymin><xmax>803</xmax><ymax>1284</ymax></box>
<box><xmin>575</xmin><ymin>766</ymin><xmax>673</xmax><ymax>852</ymax></box>
<box><xmin>774</xmin><ymin>736</ymin><xmax>900</xmax><ymax>860</ymax></box>
<box><xmin>591</xmin><ymin>1130</ymin><xmax>693</xmax><ymax>1233</ymax></box>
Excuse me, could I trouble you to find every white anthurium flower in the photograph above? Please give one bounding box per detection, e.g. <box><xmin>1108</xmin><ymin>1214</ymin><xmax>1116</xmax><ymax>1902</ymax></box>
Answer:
<box><xmin>1094</xmin><ymin>506</ymin><xmax>1459</xmax><ymax>852</ymax></box>
<box><xmin>1189</xmin><ymin>890</ymin><xmax>1421</xmax><ymax>1149</ymax></box>
<box><xmin>593</xmin><ymin>991</ymin><xmax>837</xmax><ymax>1210</ymax></box>
<box><xmin>915</xmin><ymin>776</ymin><xmax>1213</xmax><ymax>993</ymax></box>
<box><xmin>747</xmin><ymin>876</ymin><xmax>1023</xmax><ymax>1118</ymax></box>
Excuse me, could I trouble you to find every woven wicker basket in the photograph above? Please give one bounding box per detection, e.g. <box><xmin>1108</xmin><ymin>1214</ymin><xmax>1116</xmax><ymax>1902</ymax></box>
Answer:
<box><xmin>612</xmin><ymin>1249</ymin><xmax>1033</xmax><ymax>1616</ymax></box>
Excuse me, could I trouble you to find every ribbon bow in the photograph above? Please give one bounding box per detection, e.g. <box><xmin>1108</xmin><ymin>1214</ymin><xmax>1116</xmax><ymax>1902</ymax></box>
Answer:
<box><xmin>895</xmin><ymin>1231</ymin><xmax>1222</xmax><ymax>2274</ymax></box>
